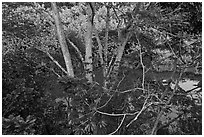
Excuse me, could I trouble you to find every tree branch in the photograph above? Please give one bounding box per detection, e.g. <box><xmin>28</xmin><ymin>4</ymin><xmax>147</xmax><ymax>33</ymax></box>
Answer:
<box><xmin>34</xmin><ymin>47</ymin><xmax>68</xmax><ymax>75</ymax></box>
<box><xmin>51</xmin><ymin>2</ymin><xmax>74</xmax><ymax>77</ymax></box>
<box><xmin>66</xmin><ymin>38</ymin><xmax>84</xmax><ymax>63</ymax></box>
<box><xmin>109</xmin><ymin>114</ymin><xmax>126</xmax><ymax>135</ymax></box>
<box><xmin>93</xmin><ymin>27</ymin><xmax>104</xmax><ymax>66</ymax></box>
<box><xmin>126</xmin><ymin>91</ymin><xmax>150</xmax><ymax>127</ymax></box>
<box><xmin>151</xmin><ymin>69</ymin><xmax>184</xmax><ymax>135</ymax></box>
<box><xmin>103</xmin><ymin>3</ymin><xmax>111</xmax><ymax>89</ymax></box>
<box><xmin>96</xmin><ymin>109</ymin><xmax>139</xmax><ymax>117</ymax></box>
<box><xmin>97</xmin><ymin>94</ymin><xmax>115</xmax><ymax>110</ymax></box>
<box><xmin>118</xmin><ymin>87</ymin><xmax>148</xmax><ymax>94</ymax></box>
<box><xmin>137</xmin><ymin>39</ymin><xmax>145</xmax><ymax>93</ymax></box>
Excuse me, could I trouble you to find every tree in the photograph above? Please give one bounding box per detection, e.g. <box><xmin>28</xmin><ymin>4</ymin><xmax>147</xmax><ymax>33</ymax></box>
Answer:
<box><xmin>51</xmin><ymin>2</ymin><xmax>74</xmax><ymax>77</ymax></box>
<box><xmin>84</xmin><ymin>3</ymin><xmax>94</xmax><ymax>83</ymax></box>
<box><xmin>2</xmin><ymin>2</ymin><xmax>202</xmax><ymax>135</ymax></box>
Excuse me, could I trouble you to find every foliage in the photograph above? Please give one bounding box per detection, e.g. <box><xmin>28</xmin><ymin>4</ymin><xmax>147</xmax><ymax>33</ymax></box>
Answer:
<box><xmin>2</xmin><ymin>2</ymin><xmax>202</xmax><ymax>135</ymax></box>
<box><xmin>2</xmin><ymin>115</ymin><xmax>36</xmax><ymax>135</ymax></box>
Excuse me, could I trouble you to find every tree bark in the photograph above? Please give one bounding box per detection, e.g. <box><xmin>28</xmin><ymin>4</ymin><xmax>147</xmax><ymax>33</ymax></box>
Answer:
<box><xmin>94</xmin><ymin>26</ymin><xmax>103</xmax><ymax>66</ymax></box>
<box><xmin>84</xmin><ymin>3</ymin><xmax>94</xmax><ymax>83</ymax></box>
<box><xmin>103</xmin><ymin>4</ymin><xmax>111</xmax><ymax>89</ymax></box>
<box><xmin>51</xmin><ymin>2</ymin><xmax>74</xmax><ymax>78</ymax></box>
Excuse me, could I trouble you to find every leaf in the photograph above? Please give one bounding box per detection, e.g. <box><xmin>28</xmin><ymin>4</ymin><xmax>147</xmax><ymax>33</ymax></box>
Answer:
<box><xmin>85</xmin><ymin>124</ymin><xmax>91</xmax><ymax>132</ymax></box>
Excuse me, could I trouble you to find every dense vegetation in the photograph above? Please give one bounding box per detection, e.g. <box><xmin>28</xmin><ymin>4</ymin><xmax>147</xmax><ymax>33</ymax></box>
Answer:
<box><xmin>2</xmin><ymin>2</ymin><xmax>202</xmax><ymax>135</ymax></box>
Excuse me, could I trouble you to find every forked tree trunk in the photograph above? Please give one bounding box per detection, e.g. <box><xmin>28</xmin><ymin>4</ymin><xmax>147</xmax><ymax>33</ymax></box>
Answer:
<box><xmin>51</xmin><ymin>2</ymin><xmax>74</xmax><ymax>78</ymax></box>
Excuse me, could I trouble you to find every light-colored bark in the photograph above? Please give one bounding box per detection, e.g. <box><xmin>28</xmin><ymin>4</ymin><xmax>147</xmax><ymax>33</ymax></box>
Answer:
<box><xmin>51</xmin><ymin>2</ymin><xmax>74</xmax><ymax>78</ymax></box>
<box><xmin>104</xmin><ymin>4</ymin><xmax>110</xmax><ymax>76</ymax></box>
<box><xmin>94</xmin><ymin>27</ymin><xmax>103</xmax><ymax>66</ymax></box>
<box><xmin>84</xmin><ymin>3</ymin><xmax>94</xmax><ymax>83</ymax></box>
<box><xmin>103</xmin><ymin>4</ymin><xmax>111</xmax><ymax>89</ymax></box>
<box><xmin>105</xmin><ymin>3</ymin><xmax>141</xmax><ymax>89</ymax></box>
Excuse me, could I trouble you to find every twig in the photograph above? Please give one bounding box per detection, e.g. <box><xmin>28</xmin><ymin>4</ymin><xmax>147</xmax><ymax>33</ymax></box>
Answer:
<box><xmin>165</xmin><ymin>3</ymin><xmax>182</xmax><ymax>16</ymax></box>
<box><xmin>126</xmin><ymin>92</ymin><xmax>150</xmax><ymax>127</ymax></box>
<box><xmin>66</xmin><ymin>38</ymin><xmax>84</xmax><ymax>63</ymax></box>
<box><xmin>78</xmin><ymin>119</ymin><xmax>89</xmax><ymax>127</ymax></box>
<box><xmin>126</xmin><ymin>108</ymin><xmax>143</xmax><ymax>127</ymax></box>
<box><xmin>96</xmin><ymin>110</ymin><xmax>125</xmax><ymax>116</ymax></box>
<box><xmin>109</xmin><ymin>114</ymin><xmax>126</xmax><ymax>135</ymax></box>
<box><xmin>96</xmin><ymin>109</ymin><xmax>138</xmax><ymax>117</ymax></box>
<box><xmin>97</xmin><ymin>94</ymin><xmax>114</xmax><ymax>110</ymax></box>
<box><xmin>116</xmin><ymin>71</ymin><xmax>126</xmax><ymax>88</ymax></box>
<box><xmin>151</xmin><ymin>94</ymin><xmax>163</xmax><ymax>102</ymax></box>
<box><xmin>44</xmin><ymin>65</ymin><xmax>61</xmax><ymax>78</ymax></box>
<box><xmin>118</xmin><ymin>87</ymin><xmax>148</xmax><ymax>94</ymax></box>
<box><xmin>46</xmin><ymin>51</ymin><xmax>68</xmax><ymax>74</ymax></box>
<box><xmin>140</xmin><ymin>52</ymin><xmax>145</xmax><ymax>91</ymax></box>
<box><xmin>34</xmin><ymin>48</ymin><xmax>68</xmax><ymax>75</ymax></box>
<box><xmin>136</xmin><ymin>38</ymin><xmax>145</xmax><ymax>93</ymax></box>
<box><xmin>106</xmin><ymin>53</ymin><xmax>116</xmax><ymax>78</ymax></box>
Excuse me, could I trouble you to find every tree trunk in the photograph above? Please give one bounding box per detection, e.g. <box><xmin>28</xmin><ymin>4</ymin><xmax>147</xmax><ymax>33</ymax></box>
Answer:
<box><xmin>107</xmin><ymin>32</ymin><xmax>131</xmax><ymax>89</ymax></box>
<box><xmin>103</xmin><ymin>4</ymin><xmax>110</xmax><ymax>89</ymax></box>
<box><xmin>84</xmin><ymin>3</ymin><xmax>94</xmax><ymax>83</ymax></box>
<box><xmin>51</xmin><ymin>2</ymin><xmax>74</xmax><ymax>78</ymax></box>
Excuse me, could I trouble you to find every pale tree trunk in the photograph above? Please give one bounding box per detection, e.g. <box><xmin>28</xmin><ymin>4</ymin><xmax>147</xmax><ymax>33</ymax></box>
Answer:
<box><xmin>51</xmin><ymin>2</ymin><xmax>74</xmax><ymax>78</ymax></box>
<box><xmin>106</xmin><ymin>3</ymin><xmax>141</xmax><ymax>89</ymax></box>
<box><xmin>103</xmin><ymin>4</ymin><xmax>110</xmax><ymax>89</ymax></box>
<box><xmin>84</xmin><ymin>3</ymin><xmax>94</xmax><ymax>83</ymax></box>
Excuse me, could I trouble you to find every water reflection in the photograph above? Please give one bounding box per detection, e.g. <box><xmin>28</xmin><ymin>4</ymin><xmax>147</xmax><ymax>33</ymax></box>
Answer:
<box><xmin>179</xmin><ymin>79</ymin><xmax>201</xmax><ymax>105</ymax></box>
<box><xmin>179</xmin><ymin>80</ymin><xmax>199</xmax><ymax>91</ymax></box>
